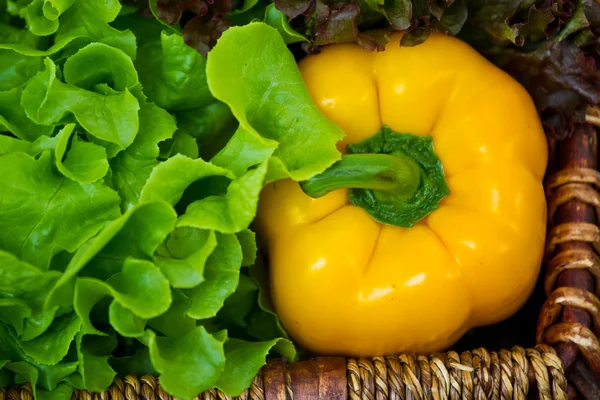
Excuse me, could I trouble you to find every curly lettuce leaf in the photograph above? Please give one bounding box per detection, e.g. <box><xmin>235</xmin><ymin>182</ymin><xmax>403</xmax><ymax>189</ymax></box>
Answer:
<box><xmin>140</xmin><ymin>154</ymin><xmax>234</xmax><ymax>205</ymax></box>
<box><xmin>108</xmin><ymin>259</ymin><xmax>173</xmax><ymax>319</ymax></box>
<box><xmin>0</xmin><ymin>50</ymin><xmax>42</xmax><ymax>91</ymax></box>
<box><xmin>47</xmin><ymin>201</ymin><xmax>177</xmax><ymax>308</ymax></box>
<box><xmin>109</xmin><ymin>301</ymin><xmax>147</xmax><ymax>337</ymax></box>
<box><xmin>0</xmin><ymin>251</ymin><xmax>60</xmax><ymax>297</ymax></box>
<box><xmin>217</xmin><ymin>274</ymin><xmax>257</xmax><ymax>328</ymax></box>
<box><xmin>69</xmin><ymin>331</ymin><xmax>118</xmax><ymax>392</ymax></box>
<box><xmin>37</xmin><ymin>382</ymin><xmax>74</xmax><ymax>400</ymax></box>
<box><xmin>185</xmin><ymin>233</ymin><xmax>243</xmax><ymax>320</ymax></box>
<box><xmin>0</xmin><ymin>299</ymin><xmax>32</xmax><ymax>337</ymax></box>
<box><xmin>173</xmin><ymin>101</ymin><xmax>237</xmax><ymax>160</ymax></box>
<box><xmin>21</xmin><ymin>54</ymin><xmax>140</xmax><ymax>150</ymax></box>
<box><xmin>155</xmin><ymin>228</ymin><xmax>218</xmax><ymax>289</ymax></box>
<box><xmin>216</xmin><ymin>338</ymin><xmax>295</xmax><ymax>396</ymax></box>
<box><xmin>464</xmin><ymin>0</ymin><xmax>567</xmax><ymax>46</ymax></box>
<box><xmin>55</xmin><ymin>124</ymin><xmax>109</xmax><ymax>184</ymax></box>
<box><xmin>23</xmin><ymin>0</ymin><xmax>60</xmax><ymax>36</ymax></box>
<box><xmin>109</xmin><ymin>91</ymin><xmax>177</xmax><ymax>211</ymax></box>
<box><xmin>177</xmin><ymin>161</ymin><xmax>268</xmax><ymax>233</ymax></box>
<box><xmin>15</xmin><ymin>313</ymin><xmax>81</xmax><ymax>366</ymax></box>
<box><xmin>206</xmin><ymin>22</ymin><xmax>344</xmax><ymax>182</ymax></box>
<box><xmin>464</xmin><ymin>0</ymin><xmax>600</xmax><ymax>139</ymax></box>
<box><xmin>136</xmin><ymin>29</ymin><xmax>213</xmax><ymax>111</ymax></box>
<box><xmin>0</xmin><ymin>133</ymin><xmax>57</xmax><ymax>156</ymax></box>
<box><xmin>2</xmin><ymin>0</ymin><xmax>135</xmax><ymax>59</ymax></box>
<box><xmin>264</xmin><ymin>3</ymin><xmax>308</xmax><ymax>44</ymax></box>
<box><xmin>0</xmin><ymin>151</ymin><xmax>121</xmax><ymax>269</ymax></box>
<box><xmin>246</xmin><ymin>253</ymin><xmax>291</xmax><ymax>342</ymax></box>
<box><xmin>54</xmin><ymin>0</ymin><xmax>136</xmax><ymax>59</ymax></box>
<box><xmin>237</xmin><ymin>229</ymin><xmax>257</xmax><ymax>267</ymax></box>
<box><xmin>0</xmin><ymin>88</ymin><xmax>54</xmax><ymax>141</ymax></box>
<box><xmin>0</xmin><ymin>324</ymin><xmax>80</xmax><ymax>393</ymax></box>
<box><xmin>62</xmin><ymin>42</ymin><xmax>138</xmax><ymax>91</ymax></box>
<box><xmin>43</xmin><ymin>0</ymin><xmax>78</xmax><ymax>21</ymax></box>
<box><xmin>0</xmin><ymin>6</ymin><xmax>302</xmax><ymax>399</ymax></box>
<box><xmin>147</xmin><ymin>290</ymin><xmax>195</xmax><ymax>337</ymax></box>
<box><xmin>272</xmin><ymin>0</ymin><xmax>468</xmax><ymax>50</ymax></box>
<box><xmin>147</xmin><ymin>326</ymin><xmax>226</xmax><ymax>400</ymax></box>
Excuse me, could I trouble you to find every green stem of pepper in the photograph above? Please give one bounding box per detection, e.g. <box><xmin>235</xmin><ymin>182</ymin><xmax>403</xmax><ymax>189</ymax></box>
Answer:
<box><xmin>298</xmin><ymin>126</ymin><xmax>449</xmax><ymax>228</ymax></box>
<box><xmin>300</xmin><ymin>153</ymin><xmax>422</xmax><ymax>199</ymax></box>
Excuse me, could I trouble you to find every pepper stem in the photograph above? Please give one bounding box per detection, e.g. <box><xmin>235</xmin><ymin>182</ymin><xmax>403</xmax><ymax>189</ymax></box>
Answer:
<box><xmin>300</xmin><ymin>154</ymin><xmax>421</xmax><ymax>199</ymax></box>
<box><xmin>298</xmin><ymin>126</ymin><xmax>449</xmax><ymax>228</ymax></box>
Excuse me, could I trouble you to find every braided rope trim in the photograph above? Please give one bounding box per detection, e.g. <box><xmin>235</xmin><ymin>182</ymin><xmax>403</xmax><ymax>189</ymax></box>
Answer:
<box><xmin>0</xmin><ymin>346</ymin><xmax>567</xmax><ymax>400</ymax></box>
<box><xmin>541</xmin><ymin>165</ymin><xmax>600</xmax><ymax>381</ymax></box>
<box><xmin>544</xmin><ymin>222</ymin><xmax>600</xmax><ymax>260</ymax></box>
<box><xmin>346</xmin><ymin>346</ymin><xmax>566</xmax><ymax>400</ymax></box>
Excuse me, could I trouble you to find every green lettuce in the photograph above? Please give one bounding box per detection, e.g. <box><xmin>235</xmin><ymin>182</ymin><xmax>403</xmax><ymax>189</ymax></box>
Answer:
<box><xmin>0</xmin><ymin>0</ymin><xmax>356</xmax><ymax>394</ymax></box>
<box><xmin>0</xmin><ymin>2</ymin><xmax>355</xmax><ymax>396</ymax></box>
<box><xmin>206</xmin><ymin>22</ymin><xmax>344</xmax><ymax>182</ymax></box>
<box><xmin>0</xmin><ymin>151</ymin><xmax>121</xmax><ymax>269</ymax></box>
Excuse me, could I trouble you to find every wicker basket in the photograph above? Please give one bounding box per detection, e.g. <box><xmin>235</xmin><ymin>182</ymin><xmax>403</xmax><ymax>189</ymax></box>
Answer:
<box><xmin>3</xmin><ymin>118</ymin><xmax>599</xmax><ymax>400</ymax></box>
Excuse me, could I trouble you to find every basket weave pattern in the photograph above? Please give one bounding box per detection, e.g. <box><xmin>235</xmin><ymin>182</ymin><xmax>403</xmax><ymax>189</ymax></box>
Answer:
<box><xmin>0</xmin><ymin>346</ymin><xmax>567</xmax><ymax>400</ymax></box>
<box><xmin>3</xmin><ymin>120</ymin><xmax>600</xmax><ymax>400</ymax></box>
<box><xmin>535</xmin><ymin>119</ymin><xmax>600</xmax><ymax>398</ymax></box>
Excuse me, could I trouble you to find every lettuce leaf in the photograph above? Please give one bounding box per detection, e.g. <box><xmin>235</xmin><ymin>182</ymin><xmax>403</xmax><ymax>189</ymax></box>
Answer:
<box><xmin>155</xmin><ymin>228</ymin><xmax>218</xmax><ymax>289</ymax></box>
<box><xmin>22</xmin><ymin>56</ymin><xmax>140</xmax><ymax>151</ymax></box>
<box><xmin>109</xmin><ymin>91</ymin><xmax>177</xmax><ymax>211</ymax></box>
<box><xmin>0</xmin><ymin>6</ymin><xmax>320</xmax><ymax>399</ymax></box>
<box><xmin>216</xmin><ymin>338</ymin><xmax>294</xmax><ymax>396</ymax></box>
<box><xmin>16</xmin><ymin>313</ymin><xmax>81</xmax><ymax>366</ymax></box>
<box><xmin>147</xmin><ymin>326</ymin><xmax>225</xmax><ymax>399</ymax></box>
<box><xmin>0</xmin><ymin>151</ymin><xmax>121</xmax><ymax>269</ymax></box>
<box><xmin>54</xmin><ymin>124</ymin><xmax>109</xmax><ymax>184</ymax></box>
<box><xmin>136</xmin><ymin>29</ymin><xmax>213</xmax><ymax>111</ymax></box>
<box><xmin>185</xmin><ymin>233</ymin><xmax>243</xmax><ymax>320</ymax></box>
<box><xmin>0</xmin><ymin>88</ymin><xmax>54</xmax><ymax>141</ymax></box>
<box><xmin>206</xmin><ymin>22</ymin><xmax>344</xmax><ymax>182</ymax></box>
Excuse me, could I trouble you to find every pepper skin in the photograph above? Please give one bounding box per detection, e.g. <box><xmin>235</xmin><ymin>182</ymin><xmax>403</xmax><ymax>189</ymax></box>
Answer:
<box><xmin>255</xmin><ymin>32</ymin><xmax>548</xmax><ymax>357</ymax></box>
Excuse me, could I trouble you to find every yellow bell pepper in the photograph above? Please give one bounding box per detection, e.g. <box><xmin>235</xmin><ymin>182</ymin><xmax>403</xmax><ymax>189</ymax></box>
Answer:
<box><xmin>255</xmin><ymin>32</ymin><xmax>548</xmax><ymax>357</ymax></box>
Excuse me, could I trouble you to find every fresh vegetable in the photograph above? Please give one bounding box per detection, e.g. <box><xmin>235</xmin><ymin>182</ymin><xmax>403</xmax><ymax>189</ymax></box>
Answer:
<box><xmin>0</xmin><ymin>0</ymin><xmax>597</xmax><ymax>396</ymax></box>
<box><xmin>255</xmin><ymin>32</ymin><xmax>548</xmax><ymax>357</ymax></box>
<box><xmin>0</xmin><ymin>3</ymin><xmax>345</xmax><ymax>398</ymax></box>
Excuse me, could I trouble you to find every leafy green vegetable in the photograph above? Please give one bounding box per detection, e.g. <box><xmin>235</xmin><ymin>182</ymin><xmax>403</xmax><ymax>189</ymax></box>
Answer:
<box><xmin>55</xmin><ymin>124</ymin><xmax>109</xmax><ymax>184</ymax></box>
<box><xmin>0</xmin><ymin>251</ymin><xmax>60</xmax><ymax>297</ymax></box>
<box><xmin>147</xmin><ymin>326</ymin><xmax>225</xmax><ymax>399</ymax></box>
<box><xmin>54</xmin><ymin>0</ymin><xmax>137</xmax><ymax>60</ymax></box>
<box><xmin>22</xmin><ymin>57</ymin><xmax>140</xmax><ymax>150</ymax></box>
<box><xmin>0</xmin><ymin>152</ymin><xmax>121</xmax><ymax>269</ymax></box>
<box><xmin>24</xmin><ymin>0</ymin><xmax>61</xmax><ymax>36</ymax></box>
<box><xmin>16</xmin><ymin>313</ymin><xmax>81</xmax><ymax>366</ymax></box>
<box><xmin>155</xmin><ymin>228</ymin><xmax>218</xmax><ymax>288</ymax></box>
<box><xmin>216</xmin><ymin>338</ymin><xmax>293</xmax><ymax>395</ymax></box>
<box><xmin>0</xmin><ymin>88</ymin><xmax>54</xmax><ymax>141</ymax></box>
<box><xmin>206</xmin><ymin>22</ymin><xmax>344</xmax><ymax>182</ymax></box>
<box><xmin>185</xmin><ymin>233</ymin><xmax>243</xmax><ymax>320</ymax></box>
<box><xmin>37</xmin><ymin>382</ymin><xmax>74</xmax><ymax>400</ymax></box>
<box><xmin>73</xmin><ymin>332</ymin><xmax>117</xmax><ymax>392</ymax></box>
<box><xmin>139</xmin><ymin>154</ymin><xmax>234</xmax><ymax>205</ymax></box>
<box><xmin>0</xmin><ymin>0</ymin><xmax>369</xmax><ymax>395</ymax></box>
<box><xmin>46</xmin><ymin>201</ymin><xmax>177</xmax><ymax>308</ymax></box>
<box><xmin>177</xmin><ymin>162</ymin><xmax>268</xmax><ymax>233</ymax></box>
<box><xmin>218</xmin><ymin>274</ymin><xmax>258</xmax><ymax>327</ymax></box>
<box><xmin>264</xmin><ymin>3</ymin><xmax>308</xmax><ymax>44</ymax></box>
<box><xmin>136</xmin><ymin>30</ymin><xmax>213</xmax><ymax>111</ymax></box>
<box><xmin>463</xmin><ymin>0</ymin><xmax>600</xmax><ymax>140</ymax></box>
<box><xmin>272</xmin><ymin>0</ymin><xmax>469</xmax><ymax>49</ymax></box>
<box><xmin>109</xmin><ymin>90</ymin><xmax>177</xmax><ymax>211</ymax></box>
<box><xmin>0</xmin><ymin>50</ymin><xmax>42</xmax><ymax>91</ymax></box>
